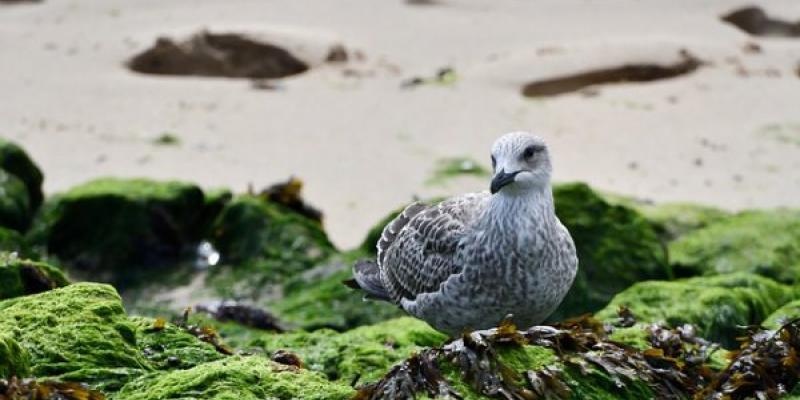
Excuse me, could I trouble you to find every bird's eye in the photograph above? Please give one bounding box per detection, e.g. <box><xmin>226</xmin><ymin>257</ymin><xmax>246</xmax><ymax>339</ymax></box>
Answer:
<box><xmin>523</xmin><ymin>146</ymin><xmax>535</xmax><ymax>160</ymax></box>
<box><xmin>491</xmin><ymin>155</ymin><xmax>496</xmax><ymax>170</ymax></box>
<box><xmin>522</xmin><ymin>145</ymin><xmax>543</xmax><ymax>160</ymax></box>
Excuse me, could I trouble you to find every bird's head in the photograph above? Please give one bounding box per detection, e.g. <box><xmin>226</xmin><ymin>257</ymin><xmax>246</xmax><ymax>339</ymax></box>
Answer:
<box><xmin>489</xmin><ymin>131</ymin><xmax>552</xmax><ymax>195</ymax></box>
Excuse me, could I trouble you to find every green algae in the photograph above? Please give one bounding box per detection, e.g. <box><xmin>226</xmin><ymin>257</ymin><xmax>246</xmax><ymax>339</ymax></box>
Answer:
<box><xmin>129</xmin><ymin>316</ymin><xmax>224</xmax><ymax>371</ymax></box>
<box><xmin>28</xmin><ymin>178</ymin><xmax>210</xmax><ymax>284</ymax></box>
<box><xmin>0</xmin><ymin>169</ymin><xmax>32</xmax><ymax>232</ymax></box>
<box><xmin>0</xmin><ymin>252</ymin><xmax>69</xmax><ymax>300</ymax></box>
<box><xmin>0</xmin><ymin>227</ymin><xmax>27</xmax><ymax>256</ymax></box>
<box><xmin>602</xmin><ymin>193</ymin><xmax>730</xmax><ymax>242</ymax></box>
<box><xmin>208</xmin><ymin>195</ymin><xmax>334</xmax><ymax>299</ymax></box>
<box><xmin>763</xmin><ymin>299</ymin><xmax>800</xmax><ymax>329</ymax></box>
<box><xmin>425</xmin><ymin>157</ymin><xmax>489</xmax><ymax>186</ymax></box>
<box><xmin>596</xmin><ymin>273</ymin><xmax>797</xmax><ymax>347</ymax></box>
<box><xmin>273</xmin><ymin>252</ymin><xmax>403</xmax><ymax>331</ymax></box>
<box><xmin>549</xmin><ymin>182</ymin><xmax>670</xmax><ymax>321</ymax></box>
<box><xmin>669</xmin><ymin>209</ymin><xmax>800</xmax><ymax>283</ymax></box>
<box><xmin>0</xmin><ymin>333</ymin><xmax>30</xmax><ymax>378</ymax></box>
<box><xmin>113</xmin><ymin>355</ymin><xmax>354</xmax><ymax>400</ymax></box>
<box><xmin>0</xmin><ymin>137</ymin><xmax>44</xmax><ymax>211</ymax></box>
<box><xmin>0</xmin><ymin>283</ymin><xmax>150</xmax><ymax>390</ymax></box>
<box><xmin>252</xmin><ymin>317</ymin><xmax>446</xmax><ymax>383</ymax></box>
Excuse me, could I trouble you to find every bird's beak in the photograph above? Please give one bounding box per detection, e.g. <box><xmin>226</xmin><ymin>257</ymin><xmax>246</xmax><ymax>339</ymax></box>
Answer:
<box><xmin>490</xmin><ymin>170</ymin><xmax>520</xmax><ymax>194</ymax></box>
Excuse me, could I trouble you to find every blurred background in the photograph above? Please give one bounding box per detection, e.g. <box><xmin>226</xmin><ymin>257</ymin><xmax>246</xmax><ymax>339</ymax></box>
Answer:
<box><xmin>1</xmin><ymin>0</ymin><xmax>798</xmax><ymax>250</ymax></box>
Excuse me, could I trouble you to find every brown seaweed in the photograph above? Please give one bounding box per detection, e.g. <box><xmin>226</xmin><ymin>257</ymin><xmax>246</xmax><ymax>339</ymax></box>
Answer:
<box><xmin>0</xmin><ymin>377</ymin><xmax>105</xmax><ymax>400</ymax></box>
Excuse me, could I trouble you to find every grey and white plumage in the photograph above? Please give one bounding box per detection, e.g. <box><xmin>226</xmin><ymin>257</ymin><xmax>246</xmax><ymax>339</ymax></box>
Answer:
<box><xmin>351</xmin><ymin>131</ymin><xmax>578</xmax><ymax>335</ymax></box>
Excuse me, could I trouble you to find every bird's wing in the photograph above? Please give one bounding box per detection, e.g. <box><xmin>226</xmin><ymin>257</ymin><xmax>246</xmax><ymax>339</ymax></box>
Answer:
<box><xmin>377</xmin><ymin>202</ymin><xmax>429</xmax><ymax>267</ymax></box>
<box><xmin>381</xmin><ymin>192</ymin><xmax>489</xmax><ymax>302</ymax></box>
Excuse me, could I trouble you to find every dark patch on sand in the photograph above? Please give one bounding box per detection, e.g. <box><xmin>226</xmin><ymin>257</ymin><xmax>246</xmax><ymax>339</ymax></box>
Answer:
<box><xmin>722</xmin><ymin>6</ymin><xmax>800</xmax><ymax>38</ymax></box>
<box><xmin>128</xmin><ymin>31</ymin><xmax>308</xmax><ymax>79</ymax></box>
<box><xmin>521</xmin><ymin>51</ymin><xmax>701</xmax><ymax>98</ymax></box>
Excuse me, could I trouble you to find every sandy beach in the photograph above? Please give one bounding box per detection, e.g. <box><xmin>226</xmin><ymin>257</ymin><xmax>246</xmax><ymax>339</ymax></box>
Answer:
<box><xmin>1</xmin><ymin>0</ymin><xmax>799</xmax><ymax>249</ymax></box>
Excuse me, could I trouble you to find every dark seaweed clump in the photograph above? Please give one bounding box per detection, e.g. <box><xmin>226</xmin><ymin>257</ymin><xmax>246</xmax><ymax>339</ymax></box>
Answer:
<box><xmin>195</xmin><ymin>300</ymin><xmax>284</xmax><ymax>332</ymax></box>
<box><xmin>357</xmin><ymin>311</ymin><xmax>800</xmax><ymax>400</ymax></box>
<box><xmin>0</xmin><ymin>377</ymin><xmax>105</xmax><ymax>400</ymax></box>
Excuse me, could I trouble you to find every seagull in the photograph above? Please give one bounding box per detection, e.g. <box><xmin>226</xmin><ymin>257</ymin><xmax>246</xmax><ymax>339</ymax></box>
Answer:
<box><xmin>348</xmin><ymin>131</ymin><xmax>578</xmax><ymax>335</ymax></box>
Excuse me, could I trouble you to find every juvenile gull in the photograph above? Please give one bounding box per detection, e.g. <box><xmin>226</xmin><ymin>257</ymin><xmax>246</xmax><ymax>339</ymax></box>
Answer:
<box><xmin>349</xmin><ymin>132</ymin><xmax>578</xmax><ymax>335</ymax></box>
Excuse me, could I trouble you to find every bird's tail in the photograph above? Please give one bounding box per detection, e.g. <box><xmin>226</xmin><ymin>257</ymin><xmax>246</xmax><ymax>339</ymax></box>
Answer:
<box><xmin>343</xmin><ymin>259</ymin><xmax>391</xmax><ymax>302</ymax></box>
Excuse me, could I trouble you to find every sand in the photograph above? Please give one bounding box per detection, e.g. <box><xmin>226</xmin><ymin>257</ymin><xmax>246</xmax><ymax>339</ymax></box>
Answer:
<box><xmin>1</xmin><ymin>0</ymin><xmax>799</xmax><ymax>249</ymax></box>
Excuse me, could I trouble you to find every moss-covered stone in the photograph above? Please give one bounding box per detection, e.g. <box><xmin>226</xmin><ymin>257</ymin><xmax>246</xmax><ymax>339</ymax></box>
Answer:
<box><xmin>0</xmin><ymin>333</ymin><xmax>30</xmax><ymax>378</ymax></box>
<box><xmin>208</xmin><ymin>195</ymin><xmax>335</xmax><ymax>299</ymax></box>
<box><xmin>28</xmin><ymin>178</ymin><xmax>212</xmax><ymax>284</ymax></box>
<box><xmin>596</xmin><ymin>273</ymin><xmax>797</xmax><ymax>347</ymax></box>
<box><xmin>0</xmin><ymin>137</ymin><xmax>44</xmax><ymax>212</ymax></box>
<box><xmin>763</xmin><ymin>299</ymin><xmax>800</xmax><ymax>330</ymax></box>
<box><xmin>0</xmin><ymin>283</ymin><xmax>150</xmax><ymax>390</ymax></box>
<box><xmin>549</xmin><ymin>182</ymin><xmax>670</xmax><ymax>321</ymax></box>
<box><xmin>0</xmin><ymin>252</ymin><xmax>69</xmax><ymax>299</ymax></box>
<box><xmin>0</xmin><ymin>169</ymin><xmax>32</xmax><ymax>231</ymax></box>
<box><xmin>113</xmin><ymin>355</ymin><xmax>354</xmax><ymax>400</ymax></box>
<box><xmin>273</xmin><ymin>253</ymin><xmax>403</xmax><ymax>331</ymax></box>
<box><xmin>129</xmin><ymin>316</ymin><xmax>224</xmax><ymax>371</ymax></box>
<box><xmin>669</xmin><ymin>209</ymin><xmax>800</xmax><ymax>283</ymax></box>
<box><xmin>603</xmin><ymin>194</ymin><xmax>730</xmax><ymax>242</ymax></box>
<box><xmin>252</xmin><ymin>317</ymin><xmax>447</xmax><ymax>383</ymax></box>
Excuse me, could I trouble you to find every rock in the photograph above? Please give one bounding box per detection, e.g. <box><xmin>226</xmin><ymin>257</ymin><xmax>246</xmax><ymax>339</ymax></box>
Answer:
<box><xmin>207</xmin><ymin>195</ymin><xmax>334</xmax><ymax>299</ymax></box>
<box><xmin>0</xmin><ymin>138</ymin><xmax>44</xmax><ymax>213</ymax></box>
<box><xmin>354</xmin><ymin>318</ymin><xmax>714</xmax><ymax>399</ymax></box>
<box><xmin>0</xmin><ymin>169</ymin><xmax>31</xmax><ymax>231</ymax></box>
<box><xmin>253</xmin><ymin>317</ymin><xmax>446</xmax><ymax>383</ymax></box>
<box><xmin>0</xmin><ymin>283</ymin><xmax>150</xmax><ymax>391</ymax></box>
<box><xmin>28</xmin><ymin>178</ymin><xmax>215</xmax><ymax>285</ymax></box>
<box><xmin>763</xmin><ymin>299</ymin><xmax>800</xmax><ymax>330</ymax></box>
<box><xmin>272</xmin><ymin>255</ymin><xmax>403</xmax><ymax>331</ymax></box>
<box><xmin>596</xmin><ymin>273</ymin><xmax>797</xmax><ymax>347</ymax></box>
<box><xmin>668</xmin><ymin>209</ymin><xmax>800</xmax><ymax>283</ymax></box>
<box><xmin>113</xmin><ymin>355</ymin><xmax>353</xmax><ymax>400</ymax></box>
<box><xmin>0</xmin><ymin>334</ymin><xmax>30</xmax><ymax>379</ymax></box>
<box><xmin>129</xmin><ymin>316</ymin><xmax>224</xmax><ymax>371</ymax></box>
<box><xmin>603</xmin><ymin>194</ymin><xmax>730</xmax><ymax>242</ymax></box>
<box><xmin>0</xmin><ymin>252</ymin><xmax>69</xmax><ymax>300</ymax></box>
<box><xmin>548</xmin><ymin>182</ymin><xmax>670</xmax><ymax>321</ymax></box>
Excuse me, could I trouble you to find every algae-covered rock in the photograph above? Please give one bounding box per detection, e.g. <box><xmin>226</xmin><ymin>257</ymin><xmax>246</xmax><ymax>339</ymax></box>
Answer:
<box><xmin>129</xmin><ymin>316</ymin><xmax>224</xmax><ymax>371</ymax></box>
<box><xmin>602</xmin><ymin>194</ymin><xmax>730</xmax><ymax>242</ymax></box>
<box><xmin>113</xmin><ymin>355</ymin><xmax>354</xmax><ymax>400</ymax></box>
<box><xmin>253</xmin><ymin>317</ymin><xmax>446</xmax><ymax>383</ymax></box>
<box><xmin>596</xmin><ymin>273</ymin><xmax>797</xmax><ymax>347</ymax></box>
<box><xmin>0</xmin><ymin>169</ymin><xmax>32</xmax><ymax>231</ymax></box>
<box><xmin>0</xmin><ymin>137</ymin><xmax>44</xmax><ymax>212</ymax></box>
<box><xmin>763</xmin><ymin>299</ymin><xmax>800</xmax><ymax>330</ymax></box>
<box><xmin>272</xmin><ymin>255</ymin><xmax>403</xmax><ymax>331</ymax></box>
<box><xmin>0</xmin><ymin>252</ymin><xmax>69</xmax><ymax>299</ymax></box>
<box><xmin>208</xmin><ymin>195</ymin><xmax>335</xmax><ymax>299</ymax></box>
<box><xmin>28</xmin><ymin>178</ymin><xmax>212</xmax><ymax>284</ymax></box>
<box><xmin>0</xmin><ymin>282</ymin><xmax>150</xmax><ymax>390</ymax></box>
<box><xmin>0</xmin><ymin>333</ymin><xmax>30</xmax><ymax>378</ymax></box>
<box><xmin>549</xmin><ymin>182</ymin><xmax>670</xmax><ymax>321</ymax></box>
<box><xmin>669</xmin><ymin>209</ymin><xmax>800</xmax><ymax>283</ymax></box>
